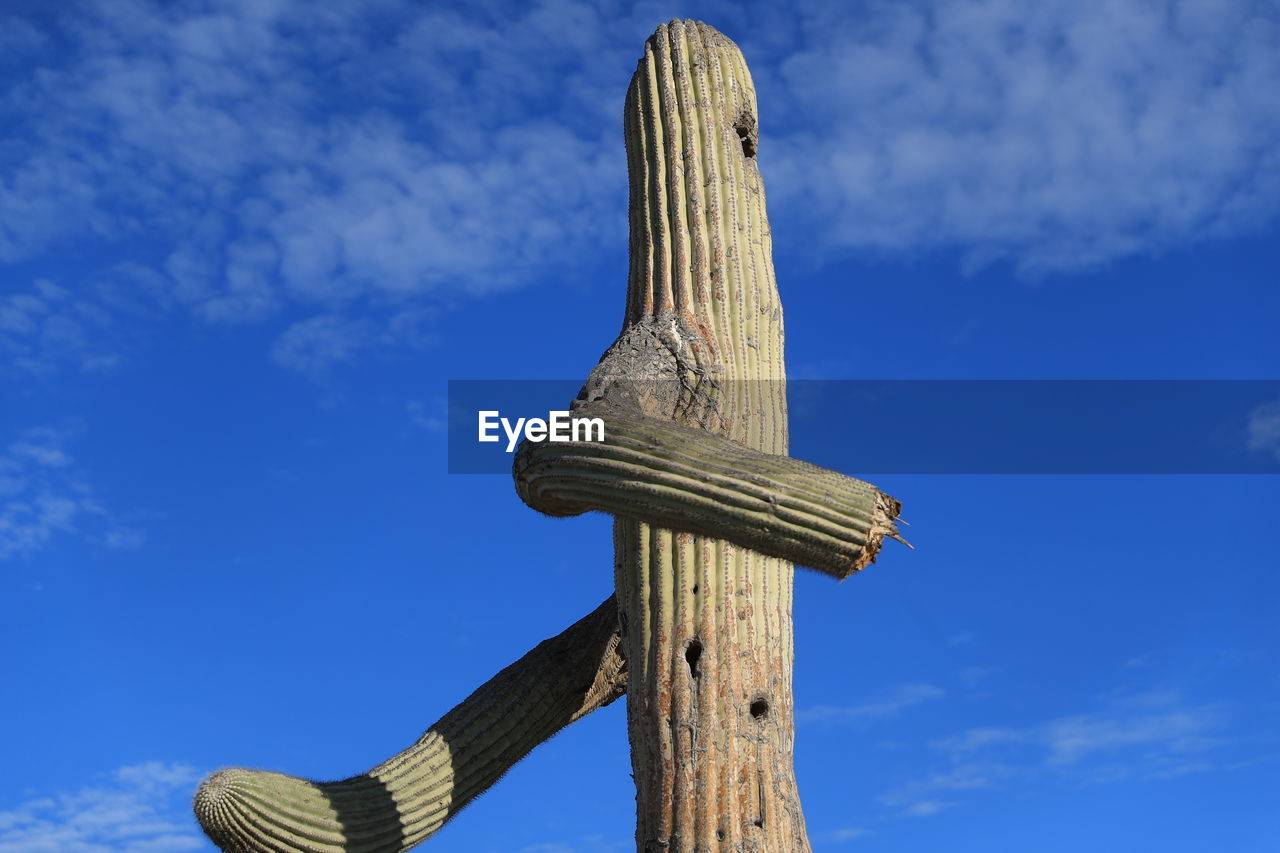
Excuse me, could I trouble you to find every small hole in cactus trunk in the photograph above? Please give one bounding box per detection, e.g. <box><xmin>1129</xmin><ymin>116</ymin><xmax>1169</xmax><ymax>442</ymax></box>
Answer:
<box><xmin>685</xmin><ymin>639</ymin><xmax>703</xmax><ymax>678</ymax></box>
<box><xmin>750</xmin><ymin>698</ymin><xmax>769</xmax><ymax>719</ymax></box>
<box><xmin>734</xmin><ymin>109</ymin><xmax>758</xmax><ymax>158</ymax></box>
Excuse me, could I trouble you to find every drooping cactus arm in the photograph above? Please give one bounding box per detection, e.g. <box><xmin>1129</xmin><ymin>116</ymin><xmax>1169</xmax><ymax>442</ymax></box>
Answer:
<box><xmin>195</xmin><ymin>595</ymin><xmax>626</xmax><ymax>853</ymax></box>
<box><xmin>515</xmin><ymin>406</ymin><xmax>903</xmax><ymax>580</ymax></box>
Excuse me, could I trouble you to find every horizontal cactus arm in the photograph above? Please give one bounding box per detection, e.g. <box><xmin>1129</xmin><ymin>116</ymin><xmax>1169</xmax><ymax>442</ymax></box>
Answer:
<box><xmin>195</xmin><ymin>595</ymin><xmax>626</xmax><ymax>853</ymax></box>
<box><xmin>514</xmin><ymin>407</ymin><xmax>905</xmax><ymax>580</ymax></box>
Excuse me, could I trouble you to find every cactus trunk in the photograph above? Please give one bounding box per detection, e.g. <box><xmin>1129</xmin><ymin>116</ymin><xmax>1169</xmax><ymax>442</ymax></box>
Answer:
<box><xmin>614</xmin><ymin>20</ymin><xmax>809</xmax><ymax>851</ymax></box>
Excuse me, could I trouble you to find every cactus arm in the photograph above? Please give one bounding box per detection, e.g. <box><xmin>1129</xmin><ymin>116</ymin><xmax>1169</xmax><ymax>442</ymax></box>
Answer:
<box><xmin>194</xmin><ymin>595</ymin><xmax>626</xmax><ymax>853</ymax></box>
<box><xmin>514</xmin><ymin>406</ymin><xmax>903</xmax><ymax>579</ymax></box>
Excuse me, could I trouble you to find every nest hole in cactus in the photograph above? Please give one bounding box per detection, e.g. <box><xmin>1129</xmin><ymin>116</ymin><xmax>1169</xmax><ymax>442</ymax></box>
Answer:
<box><xmin>734</xmin><ymin>109</ymin><xmax>758</xmax><ymax>158</ymax></box>
<box><xmin>685</xmin><ymin>638</ymin><xmax>703</xmax><ymax>678</ymax></box>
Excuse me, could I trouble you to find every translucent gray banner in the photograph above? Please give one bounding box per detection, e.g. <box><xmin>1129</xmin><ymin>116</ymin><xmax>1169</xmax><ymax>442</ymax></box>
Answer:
<box><xmin>447</xmin><ymin>380</ymin><xmax>1280</xmax><ymax>474</ymax></box>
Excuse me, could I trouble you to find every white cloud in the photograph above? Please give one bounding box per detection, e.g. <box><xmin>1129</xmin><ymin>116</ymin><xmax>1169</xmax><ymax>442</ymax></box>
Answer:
<box><xmin>876</xmin><ymin>763</ymin><xmax>1003</xmax><ymax>820</ymax></box>
<box><xmin>1040</xmin><ymin>705</ymin><xmax>1223</xmax><ymax>766</ymax></box>
<box><xmin>764</xmin><ymin>0</ymin><xmax>1280</xmax><ymax>273</ymax></box>
<box><xmin>933</xmin><ymin>726</ymin><xmax>1025</xmax><ymax>756</ymax></box>
<box><xmin>3</xmin><ymin>0</ymin><xmax>1277</xmax><ymax>375</ymax></box>
<box><xmin>2</xmin><ymin>0</ymin><xmax>640</xmax><ymax>373</ymax></box>
<box><xmin>877</xmin><ymin>688</ymin><xmax>1238</xmax><ymax>819</ymax></box>
<box><xmin>1247</xmin><ymin>400</ymin><xmax>1280</xmax><ymax>461</ymax></box>
<box><xmin>407</xmin><ymin>397</ymin><xmax>447</xmax><ymax>432</ymax></box>
<box><xmin>954</xmin><ymin>665</ymin><xmax>997</xmax><ymax>688</ymax></box>
<box><xmin>269</xmin><ymin>314</ymin><xmax>373</xmax><ymax>375</ymax></box>
<box><xmin>0</xmin><ymin>762</ymin><xmax>205</xmax><ymax>853</ymax></box>
<box><xmin>932</xmin><ymin>689</ymin><xmax>1226</xmax><ymax>770</ymax></box>
<box><xmin>516</xmin><ymin>836</ymin><xmax>628</xmax><ymax>853</ymax></box>
<box><xmin>0</xmin><ymin>426</ymin><xmax>143</xmax><ymax>560</ymax></box>
<box><xmin>267</xmin><ymin>308</ymin><xmax>438</xmax><ymax>377</ymax></box>
<box><xmin>816</xmin><ymin>826</ymin><xmax>870</xmax><ymax>843</ymax></box>
<box><xmin>0</xmin><ymin>279</ymin><xmax>134</xmax><ymax>376</ymax></box>
<box><xmin>895</xmin><ymin>799</ymin><xmax>954</xmax><ymax>818</ymax></box>
<box><xmin>797</xmin><ymin>683</ymin><xmax>945</xmax><ymax>725</ymax></box>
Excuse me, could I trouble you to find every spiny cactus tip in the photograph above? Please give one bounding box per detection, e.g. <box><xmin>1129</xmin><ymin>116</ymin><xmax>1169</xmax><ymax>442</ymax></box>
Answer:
<box><xmin>193</xmin><ymin>767</ymin><xmax>252</xmax><ymax>825</ymax></box>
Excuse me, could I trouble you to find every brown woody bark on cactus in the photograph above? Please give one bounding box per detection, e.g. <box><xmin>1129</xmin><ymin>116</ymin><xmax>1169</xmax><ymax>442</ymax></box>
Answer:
<box><xmin>194</xmin><ymin>19</ymin><xmax>904</xmax><ymax>853</ymax></box>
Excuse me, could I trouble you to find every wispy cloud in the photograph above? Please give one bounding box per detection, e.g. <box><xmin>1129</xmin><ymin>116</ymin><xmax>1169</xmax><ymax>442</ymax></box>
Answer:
<box><xmin>765</xmin><ymin>0</ymin><xmax>1280</xmax><ymax>274</ymax></box>
<box><xmin>515</xmin><ymin>835</ymin><xmax>628</xmax><ymax>853</ymax></box>
<box><xmin>407</xmin><ymin>397</ymin><xmax>447</xmax><ymax>433</ymax></box>
<box><xmin>954</xmin><ymin>665</ymin><xmax>998</xmax><ymax>689</ymax></box>
<box><xmin>2</xmin><ymin>0</ymin><xmax>637</xmax><ymax>374</ymax></box>
<box><xmin>3</xmin><ymin>0</ymin><xmax>1277</xmax><ymax>376</ymax></box>
<box><xmin>0</xmin><ymin>425</ymin><xmax>143</xmax><ymax>560</ymax></box>
<box><xmin>815</xmin><ymin>826</ymin><xmax>870</xmax><ymax>844</ymax></box>
<box><xmin>1247</xmin><ymin>400</ymin><xmax>1280</xmax><ymax>461</ymax></box>
<box><xmin>932</xmin><ymin>689</ymin><xmax>1226</xmax><ymax>770</ymax></box>
<box><xmin>876</xmin><ymin>763</ymin><xmax>1002</xmax><ymax>820</ymax></box>
<box><xmin>268</xmin><ymin>309</ymin><xmax>437</xmax><ymax>378</ymax></box>
<box><xmin>0</xmin><ymin>278</ymin><xmax>136</xmax><ymax>376</ymax></box>
<box><xmin>797</xmin><ymin>683</ymin><xmax>945</xmax><ymax>725</ymax></box>
<box><xmin>269</xmin><ymin>314</ymin><xmax>374</xmax><ymax>376</ymax></box>
<box><xmin>877</xmin><ymin>688</ymin><xmax>1243</xmax><ymax>820</ymax></box>
<box><xmin>895</xmin><ymin>799</ymin><xmax>954</xmax><ymax>818</ymax></box>
<box><xmin>0</xmin><ymin>761</ymin><xmax>205</xmax><ymax>852</ymax></box>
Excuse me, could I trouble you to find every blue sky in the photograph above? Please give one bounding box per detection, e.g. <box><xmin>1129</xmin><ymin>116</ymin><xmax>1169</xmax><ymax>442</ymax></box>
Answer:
<box><xmin>2</xmin><ymin>0</ymin><xmax>1278</xmax><ymax>851</ymax></box>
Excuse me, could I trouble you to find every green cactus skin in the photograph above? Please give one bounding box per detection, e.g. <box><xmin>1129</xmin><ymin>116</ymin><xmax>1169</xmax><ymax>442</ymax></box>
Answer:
<box><xmin>515</xmin><ymin>406</ymin><xmax>902</xmax><ymax>580</ymax></box>
<box><xmin>194</xmin><ymin>597</ymin><xmax>626</xmax><ymax>852</ymax></box>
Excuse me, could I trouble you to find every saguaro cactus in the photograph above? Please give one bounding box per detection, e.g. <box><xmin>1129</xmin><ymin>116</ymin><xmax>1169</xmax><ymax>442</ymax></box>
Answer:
<box><xmin>548</xmin><ymin>20</ymin><xmax>859</xmax><ymax>850</ymax></box>
<box><xmin>194</xmin><ymin>19</ymin><xmax>903</xmax><ymax>853</ymax></box>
